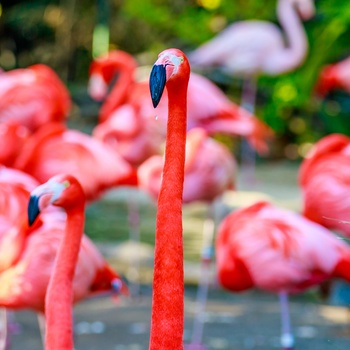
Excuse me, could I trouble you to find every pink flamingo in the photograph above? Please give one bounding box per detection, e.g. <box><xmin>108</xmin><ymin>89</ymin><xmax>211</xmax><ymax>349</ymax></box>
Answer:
<box><xmin>138</xmin><ymin>127</ymin><xmax>236</xmax><ymax>349</ymax></box>
<box><xmin>138</xmin><ymin>127</ymin><xmax>236</xmax><ymax>204</ymax></box>
<box><xmin>299</xmin><ymin>133</ymin><xmax>350</xmax><ymax>237</ymax></box>
<box><xmin>89</xmin><ymin>49</ymin><xmax>273</xmax><ymax>166</ymax></box>
<box><xmin>13</xmin><ymin>122</ymin><xmax>137</xmax><ymax>201</ymax></box>
<box><xmin>216</xmin><ymin>200</ymin><xmax>350</xmax><ymax>350</ymax></box>
<box><xmin>148</xmin><ymin>48</ymin><xmax>190</xmax><ymax>349</ymax></box>
<box><xmin>27</xmin><ymin>174</ymin><xmax>127</xmax><ymax>349</ymax></box>
<box><xmin>189</xmin><ymin>0</ymin><xmax>315</xmax><ymax>78</ymax></box>
<box><xmin>315</xmin><ymin>56</ymin><xmax>350</xmax><ymax>96</ymax></box>
<box><xmin>0</xmin><ymin>64</ymin><xmax>70</xmax><ymax>132</ymax></box>
<box><xmin>189</xmin><ymin>0</ymin><xmax>315</xmax><ymax>178</ymax></box>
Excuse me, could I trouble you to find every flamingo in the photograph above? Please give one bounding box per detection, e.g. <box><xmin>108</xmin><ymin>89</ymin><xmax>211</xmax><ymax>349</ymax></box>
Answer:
<box><xmin>189</xmin><ymin>0</ymin><xmax>315</xmax><ymax>78</ymax></box>
<box><xmin>189</xmin><ymin>0</ymin><xmax>315</xmax><ymax>178</ymax></box>
<box><xmin>27</xmin><ymin>174</ymin><xmax>127</xmax><ymax>350</ymax></box>
<box><xmin>147</xmin><ymin>48</ymin><xmax>190</xmax><ymax>349</ymax></box>
<box><xmin>138</xmin><ymin>128</ymin><xmax>236</xmax><ymax>204</ymax></box>
<box><xmin>0</xmin><ymin>64</ymin><xmax>70</xmax><ymax>132</ymax></box>
<box><xmin>13</xmin><ymin>122</ymin><xmax>137</xmax><ymax>201</ymax></box>
<box><xmin>315</xmin><ymin>56</ymin><xmax>350</xmax><ymax>96</ymax></box>
<box><xmin>299</xmin><ymin>133</ymin><xmax>350</xmax><ymax>237</ymax></box>
<box><xmin>215</xmin><ymin>201</ymin><xmax>350</xmax><ymax>350</ymax></box>
<box><xmin>89</xmin><ymin>49</ymin><xmax>273</xmax><ymax>166</ymax></box>
<box><xmin>138</xmin><ymin>127</ymin><xmax>236</xmax><ymax>349</ymax></box>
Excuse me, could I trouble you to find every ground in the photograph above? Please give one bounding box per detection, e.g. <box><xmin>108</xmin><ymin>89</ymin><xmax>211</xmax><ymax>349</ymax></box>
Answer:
<box><xmin>8</xmin><ymin>160</ymin><xmax>350</xmax><ymax>349</ymax></box>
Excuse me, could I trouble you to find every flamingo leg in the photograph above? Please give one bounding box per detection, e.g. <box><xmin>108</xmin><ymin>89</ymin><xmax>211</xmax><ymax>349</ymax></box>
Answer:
<box><xmin>37</xmin><ymin>313</ymin><xmax>46</xmax><ymax>349</ymax></box>
<box><xmin>279</xmin><ymin>290</ymin><xmax>294</xmax><ymax>350</ymax></box>
<box><xmin>0</xmin><ymin>308</ymin><xmax>10</xmax><ymax>350</ymax></box>
<box><xmin>126</xmin><ymin>188</ymin><xmax>141</xmax><ymax>299</ymax></box>
<box><xmin>240</xmin><ymin>77</ymin><xmax>257</xmax><ymax>187</ymax></box>
<box><xmin>185</xmin><ymin>202</ymin><xmax>218</xmax><ymax>350</ymax></box>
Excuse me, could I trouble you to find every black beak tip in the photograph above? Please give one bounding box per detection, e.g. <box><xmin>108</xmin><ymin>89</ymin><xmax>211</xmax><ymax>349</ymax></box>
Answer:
<box><xmin>28</xmin><ymin>195</ymin><xmax>40</xmax><ymax>226</ymax></box>
<box><xmin>149</xmin><ymin>64</ymin><xmax>166</xmax><ymax>109</ymax></box>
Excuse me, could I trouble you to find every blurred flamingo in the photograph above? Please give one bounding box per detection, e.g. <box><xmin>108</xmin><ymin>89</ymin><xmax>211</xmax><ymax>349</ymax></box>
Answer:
<box><xmin>138</xmin><ymin>127</ymin><xmax>236</xmax><ymax>349</ymax></box>
<box><xmin>147</xmin><ymin>48</ymin><xmax>190</xmax><ymax>349</ymax></box>
<box><xmin>0</xmin><ymin>64</ymin><xmax>70</xmax><ymax>132</ymax></box>
<box><xmin>189</xmin><ymin>0</ymin><xmax>315</xmax><ymax>78</ymax></box>
<box><xmin>216</xmin><ymin>201</ymin><xmax>350</xmax><ymax>350</ymax></box>
<box><xmin>315</xmin><ymin>56</ymin><xmax>350</xmax><ymax>96</ymax></box>
<box><xmin>27</xmin><ymin>174</ymin><xmax>127</xmax><ymax>349</ymax></box>
<box><xmin>13</xmin><ymin>122</ymin><xmax>137</xmax><ymax>201</ymax></box>
<box><xmin>138</xmin><ymin>128</ymin><xmax>236</xmax><ymax>204</ymax></box>
<box><xmin>0</xmin><ymin>169</ymin><xmax>126</xmax><ymax>346</ymax></box>
<box><xmin>299</xmin><ymin>133</ymin><xmax>350</xmax><ymax>237</ymax></box>
<box><xmin>89</xmin><ymin>50</ymin><xmax>273</xmax><ymax>166</ymax></box>
<box><xmin>189</xmin><ymin>0</ymin><xmax>315</xmax><ymax>178</ymax></box>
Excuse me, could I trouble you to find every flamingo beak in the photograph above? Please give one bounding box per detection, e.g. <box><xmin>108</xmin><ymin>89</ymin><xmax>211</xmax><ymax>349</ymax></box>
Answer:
<box><xmin>149</xmin><ymin>63</ymin><xmax>166</xmax><ymax>108</ymax></box>
<box><xmin>28</xmin><ymin>194</ymin><xmax>40</xmax><ymax>226</ymax></box>
<box><xmin>28</xmin><ymin>180</ymin><xmax>66</xmax><ymax>226</ymax></box>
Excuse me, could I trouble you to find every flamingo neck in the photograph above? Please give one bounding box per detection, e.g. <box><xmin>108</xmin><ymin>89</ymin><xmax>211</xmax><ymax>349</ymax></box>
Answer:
<box><xmin>99</xmin><ymin>63</ymin><xmax>136</xmax><ymax>122</ymax></box>
<box><xmin>45</xmin><ymin>203</ymin><xmax>85</xmax><ymax>350</ymax></box>
<box><xmin>149</xmin><ymin>79</ymin><xmax>188</xmax><ymax>350</ymax></box>
<box><xmin>274</xmin><ymin>0</ymin><xmax>309</xmax><ymax>73</ymax></box>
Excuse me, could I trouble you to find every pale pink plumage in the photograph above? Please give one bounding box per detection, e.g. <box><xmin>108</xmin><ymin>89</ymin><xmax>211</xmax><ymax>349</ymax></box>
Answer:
<box><xmin>13</xmin><ymin>122</ymin><xmax>137</xmax><ymax>200</ymax></box>
<box><xmin>299</xmin><ymin>133</ymin><xmax>350</xmax><ymax>237</ymax></box>
<box><xmin>189</xmin><ymin>0</ymin><xmax>315</xmax><ymax>77</ymax></box>
<box><xmin>138</xmin><ymin>128</ymin><xmax>236</xmax><ymax>204</ymax></box>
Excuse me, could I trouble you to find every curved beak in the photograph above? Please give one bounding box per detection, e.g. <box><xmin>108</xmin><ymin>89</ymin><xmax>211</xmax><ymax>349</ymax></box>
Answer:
<box><xmin>149</xmin><ymin>64</ymin><xmax>166</xmax><ymax>108</ymax></box>
<box><xmin>28</xmin><ymin>194</ymin><xmax>41</xmax><ymax>226</ymax></box>
<box><xmin>27</xmin><ymin>180</ymin><xmax>65</xmax><ymax>226</ymax></box>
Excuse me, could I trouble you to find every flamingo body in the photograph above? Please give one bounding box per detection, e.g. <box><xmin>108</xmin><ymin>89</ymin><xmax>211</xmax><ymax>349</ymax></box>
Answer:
<box><xmin>138</xmin><ymin>128</ymin><xmax>236</xmax><ymax>203</ymax></box>
<box><xmin>14</xmin><ymin>123</ymin><xmax>136</xmax><ymax>200</ymax></box>
<box><xmin>0</xmin><ymin>64</ymin><xmax>70</xmax><ymax>131</ymax></box>
<box><xmin>216</xmin><ymin>201</ymin><xmax>350</xmax><ymax>294</ymax></box>
<box><xmin>0</xmin><ymin>217</ymin><xmax>122</xmax><ymax>312</ymax></box>
<box><xmin>299</xmin><ymin>133</ymin><xmax>350</xmax><ymax>237</ymax></box>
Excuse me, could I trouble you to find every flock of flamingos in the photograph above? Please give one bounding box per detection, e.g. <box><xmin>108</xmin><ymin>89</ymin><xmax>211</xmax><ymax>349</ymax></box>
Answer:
<box><xmin>1</xmin><ymin>0</ymin><xmax>350</xmax><ymax>349</ymax></box>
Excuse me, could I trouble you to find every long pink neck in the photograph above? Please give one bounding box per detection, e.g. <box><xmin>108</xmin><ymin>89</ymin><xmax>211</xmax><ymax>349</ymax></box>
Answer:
<box><xmin>149</xmin><ymin>79</ymin><xmax>188</xmax><ymax>349</ymax></box>
<box><xmin>99</xmin><ymin>62</ymin><xmax>136</xmax><ymax>122</ymax></box>
<box><xmin>45</xmin><ymin>204</ymin><xmax>85</xmax><ymax>350</ymax></box>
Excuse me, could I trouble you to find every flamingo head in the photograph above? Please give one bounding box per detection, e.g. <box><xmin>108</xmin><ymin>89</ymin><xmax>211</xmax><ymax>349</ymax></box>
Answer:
<box><xmin>149</xmin><ymin>48</ymin><xmax>190</xmax><ymax>108</ymax></box>
<box><xmin>28</xmin><ymin>174</ymin><xmax>85</xmax><ymax>226</ymax></box>
<box><xmin>293</xmin><ymin>0</ymin><xmax>315</xmax><ymax>20</ymax></box>
<box><xmin>88</xmin><ymin>50</ymin><xmax>138</xmax><ymax>101</ymax></box>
